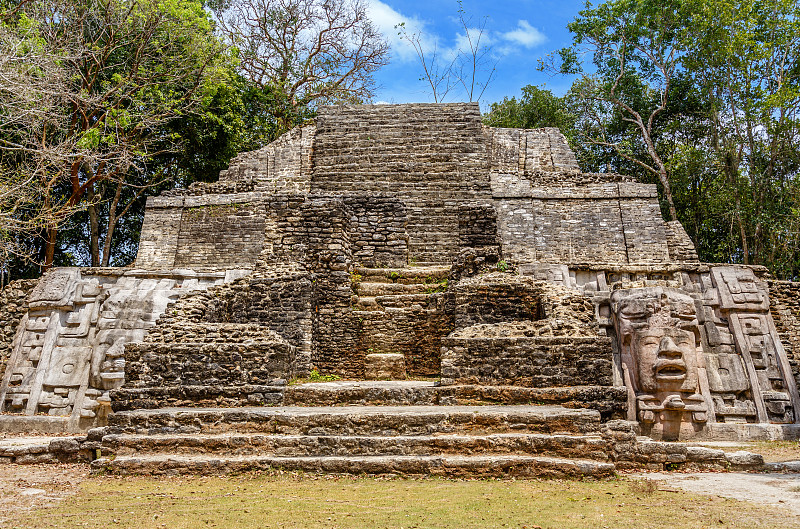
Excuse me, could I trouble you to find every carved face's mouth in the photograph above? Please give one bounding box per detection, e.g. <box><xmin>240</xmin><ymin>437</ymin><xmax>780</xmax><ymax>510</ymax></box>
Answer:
<box><xmin>654</xmin><ymin>361</ymin><xmax>687</xmax><ymax>380</ymax></box>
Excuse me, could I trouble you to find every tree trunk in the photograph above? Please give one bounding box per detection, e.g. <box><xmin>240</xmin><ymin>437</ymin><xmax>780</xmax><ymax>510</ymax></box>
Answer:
<box><xmin>44</xmin><ymin>227</ymin><xmax>57</xmax><ymax>269</ymax></box>
<box><xmin>658</xmin><ymin>166</ymin><xmax>678</xmax><ymax>222</ymax></box>
<box><xmin>88</xmin><ymin>185</ymin><xmax>100</xmax><ymax>267</ymax></box>
<box><xmin>100</xmin><ymin>180</ymin><xmax>123</xmax><ymax>267</ymax></box>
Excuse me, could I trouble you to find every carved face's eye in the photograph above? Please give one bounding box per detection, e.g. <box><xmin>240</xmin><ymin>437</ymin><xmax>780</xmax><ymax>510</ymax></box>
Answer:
<box><xmin>640</xmin><ymin>337</ymin><xmax>660</xmax><ymax>347</ymax></box>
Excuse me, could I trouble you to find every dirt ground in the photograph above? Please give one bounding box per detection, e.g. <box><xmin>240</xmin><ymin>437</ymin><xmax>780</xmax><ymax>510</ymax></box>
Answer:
<box><xmin>0</xmin><ymin>463</ymin><xmax>88</xmax><ymax>526</ymax></box>
<box><xmin>636</xmin><ymin>471</ymin><xmax>800</xmax><ymax>515</ymax></box>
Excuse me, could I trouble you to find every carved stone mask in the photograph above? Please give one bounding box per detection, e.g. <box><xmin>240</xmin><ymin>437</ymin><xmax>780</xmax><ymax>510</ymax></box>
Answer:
<box><xmin>633</xmin><ymin>326</ymin><xmax>698</xmax><ymax>393</ymax></box>
<box><xmin>611</xmin><ymin>286</ymin><xmax>702</xmax><ymax>396</ymax></box>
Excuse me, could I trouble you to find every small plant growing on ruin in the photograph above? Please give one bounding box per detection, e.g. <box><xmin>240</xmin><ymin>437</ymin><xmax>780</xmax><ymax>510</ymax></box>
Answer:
<box><xmin>497</xmin><ymin>260</ymin><xmax>509</xmax><ymax>272</ymax></box>
<box><xmin>388</xmin><ymin>271</ymin><xmax>403</xmax><ymax>282</ymax></box>
<box><xmin>308</xmin><ymin>368</ymin><xmax>341</xmax><ymax>382</ymax></box>
<box><xmin>424</xmin><ymin>278</ymin><xmax>447</xmax><ymax>294</ymax></box>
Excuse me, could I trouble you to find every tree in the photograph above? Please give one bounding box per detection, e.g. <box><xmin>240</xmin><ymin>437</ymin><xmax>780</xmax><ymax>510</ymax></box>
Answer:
<box><xmin>214</xmin><ymin>0</ymin><xmax>389</xmax><ymax>131</ymax></box>
<box><xmin>0</xmin><ymin>0</ymin><xmax>230</xmax><ymax>268</ymax></box>
<box><xmin>546</xmin><ymin>0</ymin><xmax>691</xmax><ymax>220</ymax></box>
<box><xmin>684</xmin><ymin>0</ymin><xmax>800</xmax><ymax>270</ymax></box>
<box><xmin>395</xmin><ymin>23</ymin><xmax>456</xmax><ymax>104</ymax></box>
<box><xmin>397</xmin><ymin>1</ymin><xmax>495</xmax><ymax>104</ymax></box>
<box><xmin>484</xmin><ymin>85</ymin><xmax>576</xmax><ymax>131</ymax></box>
<box><xmin>537</xmin><ymin>0</ymin><xmax>800</xmax><ymax>278</ymax></box>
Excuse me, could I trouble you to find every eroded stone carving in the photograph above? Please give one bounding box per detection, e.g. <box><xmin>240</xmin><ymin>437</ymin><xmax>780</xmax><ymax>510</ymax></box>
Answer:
<box><xmin>709</xmin><ymin>266</ymin><xmax>800</xmax><ymax>424</ymax></box>
<box><xmin>0</xmin><ymin>268</ymin><xmax>233</xmax><ymax>430</ymax></box>
<box><xmin>611</xmin><ymin>287</ymin><xmax>709</xmax><ymax>439</ymax></box>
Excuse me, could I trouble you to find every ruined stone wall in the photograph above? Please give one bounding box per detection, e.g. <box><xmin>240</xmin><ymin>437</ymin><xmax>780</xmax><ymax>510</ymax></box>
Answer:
<box><xmin>458</xmin><ymin>202</ymin><xmax>500</xmax><ymax>250</ymax></box>
<box><xmin>175</xmin><ymin>201</ymin><xmax>266</xmax><ymax>269</ymax></box>
<box><xmin>114</xmin><ymin>271</ymin><xmax>310</xmax><ymax>409</ymax></box>
<box><xmin>665</xmin><ymin>221</ymin><xmax>700</xmax><ymax>262</ymax></box>
<box><xmin>442</xmin><ymin>272</ymin><xmax>608</xmax><ymax>387</ymax></box>
<box><xmin>129</xmin><ymin>194</ymin><xmax>404</xmax><ymax>383</ymax></box>
<box><xmin>125</xmin><ymin>335</ymin><xmax>293</xmax><ymax>389</ymax></box>
<box><xmin>494</xmin><ymin>184</ymin><xmax>671</xmax><ymax>265</ymax></box>
<box><xmin>311</xmin><ymin>103</ymin><xmax>491</xmax><ymax>264</ymax></box>
<box><xmin>441</xmin><ymin>336</ymin><xmax>614</xmax><ymax>387</ymax></box>
<box><xmin>136</xmin><ymin>192</ymin><xmax>408</xmax><ymax>272</ymax></box>
<box><xmin>136</xmin><ymin>193</ymin><xmax>268</xmax><ymax>270</ymax></box>
<box><xmin>487</xmin><ymin>127</ymin><xmax>581</xmax><ymax>176</ymax></box>
<box><xmin>300</xmin><ymin>197</ymin><xmax>361</xmax><ymax>377</ymax></box>
<box><xmin>135</xmin><ymin>197</ymin><xmax>184</xmax><ymax>269</ymax></box>
<box><xmin>453</xmin><ymin>279</ymin><xmax>543</xmax><ymax>329</ymax></box>
<box><xmin>346</xmin><ymin>195</ymin><xmax>408</xmax><ymax>268</ymax></box>
<box><xmin>0</xmin><ymin>279</ymin><xmax>38</xmax><ymax>380</ymax></box>
<box><xmin>769</xmin><ymin>280</ymin><xmax>800</xmax><ymax>386</ymax></box>
<box><xmin>218</xmin><ymin>125</ymin><xmax>314</xmax><ymax>195</ymax></box>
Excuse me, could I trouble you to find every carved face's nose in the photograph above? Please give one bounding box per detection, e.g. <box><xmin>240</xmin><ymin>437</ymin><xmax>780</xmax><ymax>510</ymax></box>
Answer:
<box><xmin>658</xmin><ymin>336</ymin><xmax>683</xmax><ymax>358</ymax></box>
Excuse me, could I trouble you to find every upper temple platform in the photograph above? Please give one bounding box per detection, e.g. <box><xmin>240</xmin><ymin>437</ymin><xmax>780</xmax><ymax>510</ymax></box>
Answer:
<box><xmin>135</xmin><ymin>103</ymin><xmax>697</xmax><ymax>271</ymax></box>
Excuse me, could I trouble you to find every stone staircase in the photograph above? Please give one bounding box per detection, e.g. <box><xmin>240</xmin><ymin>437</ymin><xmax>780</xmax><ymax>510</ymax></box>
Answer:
<box><xmin>310</xmin><ymin>104</ymin><xmax>492</xmax><ymax>264</ymax></box>
<box><xmin>352</xmin><ymin>265</ymin><xmax>449</xmax><ymax>311</ymax></box>
<box><xmin>90</xmin><ymin>404</ymin><xmax>617</xmax><ymax>478</ymax></box>
<box><xmin>351</xmin><ymin>266</ymin><xmax>451</xmax><ymax>377</ymax></box>
<box><xmin>86</xmin><ymin>400</ymin><xmax>774</xmax><ymax>477</ymax></box>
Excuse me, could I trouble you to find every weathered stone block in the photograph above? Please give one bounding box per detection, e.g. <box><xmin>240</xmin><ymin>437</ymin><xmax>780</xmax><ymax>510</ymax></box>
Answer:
<box><xmin>365</xmin><ymin>354</ymin><xmax>407</xmax><ymax>380</ymax></box>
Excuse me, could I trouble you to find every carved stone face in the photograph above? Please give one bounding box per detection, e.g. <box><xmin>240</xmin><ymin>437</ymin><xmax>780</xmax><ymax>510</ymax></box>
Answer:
<box><xmin>611</xmin><ymin>286</ymin><xmax>708</xmax><ymax>438</ymax></box>
<box><xmin>633</xmin><ymin>326</ymin><xmax>698</xmax><ymax>393</ymax></box>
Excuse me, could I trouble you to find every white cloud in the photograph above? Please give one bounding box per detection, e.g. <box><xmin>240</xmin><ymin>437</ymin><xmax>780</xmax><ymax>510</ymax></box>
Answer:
<box><xmin>366</xmin><ymin>0</ymin><xmax>437</xmax><ymax>62</ymax></box>
<box><xmin>500</xmin><ymin>20</ymin><xmax>546</xmax><ymax>50</ymax></box>
<box><xmin>454</xmin><ymin>27</ymin><xmax>496</xmax><ymax>54</ymax></box>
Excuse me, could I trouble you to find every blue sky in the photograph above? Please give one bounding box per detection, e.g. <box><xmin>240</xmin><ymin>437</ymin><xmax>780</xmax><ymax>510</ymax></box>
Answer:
<box><xmin>366</xmin><ymin>0</ymin><xmax>588</xmax><ymax>110</ymax></box>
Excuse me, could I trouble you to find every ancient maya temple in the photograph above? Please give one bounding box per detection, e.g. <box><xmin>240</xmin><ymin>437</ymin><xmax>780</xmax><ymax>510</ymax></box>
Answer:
<box><xmin>2</xmin><ymin>103</ymin><xmax>800</xmax><ymax>475</ymax></box>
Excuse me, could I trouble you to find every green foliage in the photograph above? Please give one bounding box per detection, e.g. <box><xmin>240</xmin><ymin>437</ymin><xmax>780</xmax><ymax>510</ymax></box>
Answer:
<box><xmin>308</xmin><ymin>369</ymin><xmax>341</xmax><ymax>382</ymax></box>
<box><xmin>498</xmin><ymin>0</ymin><xmax>800</xmax><ymax>279</ymax></box>
<box><xmin>484</xmin><ymin>85</ymin><xmax>575</xmax><ymax>133</ymax></box>
<box><xmin>422</xmin><ymin>276</ymin><xmax>447</xmax><ymax>294</ymax></box>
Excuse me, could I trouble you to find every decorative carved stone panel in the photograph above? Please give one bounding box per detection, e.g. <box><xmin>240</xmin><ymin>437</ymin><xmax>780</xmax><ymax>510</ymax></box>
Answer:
<box><xmin>0</xmin><ymin>268</ymin><xmax>231</xmax><ymax>429</ymax></box>
<box><xmin>710</xmin><ymin>266</ymin><xmax>800</xmax><ymax>424</ymax></box>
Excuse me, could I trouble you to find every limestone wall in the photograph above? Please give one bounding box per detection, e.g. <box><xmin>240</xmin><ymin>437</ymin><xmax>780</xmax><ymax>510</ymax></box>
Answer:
<box><xmin>495</xmin><ymin>184</ymin><xmax>672</xmax><ymax>265</ymax></box>
<box><xmin>487</xmin><ymin>127</ymin><xmax>580</xmax><ymax>176</ymax></box>
<box><xmin>219</xmin><ymin>125</ymin><xmax>315</xmax><ymax>195</ymax></box>
<box><xmin>137</xmin><ymin>193</ymin><xmax>408</xmax><ymax>271</ymax></box>
<box><xmin>665</xmin><ymin>220</ymin><xmax>700</xmax><ymax>262</ymax></box>
<box><xmin>176</xmin><ymin>202</ymin><xmax>266</xmax><ymax>269</ymax></box>
<box><xmin>441</xmin><ymin>336</ymin><xmax>614</xmax><ymax>387</ymax></box>
<box><xmin>0</xmin><ymin>279</ymin><xmax>38</xmax><ymax>380</ymax></box>
<box><xmin>769</xmin><ymin>280</ymin><xmax>800</xmax><ymax>386</ymax></box>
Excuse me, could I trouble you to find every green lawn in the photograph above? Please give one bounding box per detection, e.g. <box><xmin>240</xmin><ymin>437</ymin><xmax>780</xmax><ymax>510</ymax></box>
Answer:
<box><xmin>8</xmin><ymin>473</ymin><xmax>800</xmax><ymax>529</ymax></box>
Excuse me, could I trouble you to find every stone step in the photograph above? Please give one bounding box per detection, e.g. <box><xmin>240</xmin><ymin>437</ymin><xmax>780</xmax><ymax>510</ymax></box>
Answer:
<box><xmin>91</xmin><ymin>453</ymin><xmax>616</xmax><ymax>478</ymax></box>
<box><xmin>108</xmin><ymin>405</ymin><xmax>603</xmax><ymax>436</ymax></box>
<box><xmin>373</xmin><ymin>293</ymin><xmax>435</xmax><ymax>309</ymax></box>
<box><xmin>280</xmin><ymin>382</ymin><xmax>627</xmax><ymax>414</ymax></box>
<box><xmin>356</xmin><ymin>282</ymin><xmax>435</xmax><ymax>296</ymax></box>
<box><xmin>101</xmin><ymin>432</ymin><xmax>612</xmax><ymax>460</ymax></box>
<box><xmin>351</xmin><ymin>294</ymin><xmax>442</xmax><ymax>312</ymax></box>
<box><xmin>352</xmin><ymin>296</ymin><xmax>383</xmax><ymax>311</ymax></box>
<box><xmin>355</xmin><ymin>266</ymin><xmax>450</xmax><ymax>284</ymax></box>
<box><xmin>111</xmin><ymin>382</ymin><xmax>628</xmax><ymax>419</ymax></box>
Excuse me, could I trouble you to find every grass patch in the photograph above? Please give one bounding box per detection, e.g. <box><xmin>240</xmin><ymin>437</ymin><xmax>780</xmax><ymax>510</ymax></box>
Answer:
<box><xmin>7</xmin><ymin>473</ymin><xmax>800</xmax><ymax>529</ymax></box>
<box><xmin>290</xmin><ymin>369</ymin><xmax>342</xmax><ymax>384</ymax></box>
